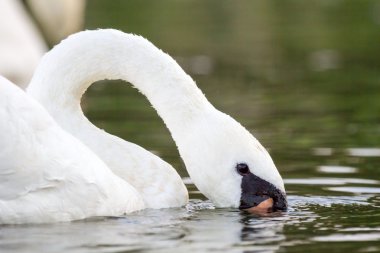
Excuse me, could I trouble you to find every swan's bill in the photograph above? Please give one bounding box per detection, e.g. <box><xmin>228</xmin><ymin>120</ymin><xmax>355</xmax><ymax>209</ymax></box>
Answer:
<box><xmin>242</xmin><ymin>198</ymin><xmax>274</xmax><ymax>214</ymax></box>
<box><xmin>238</xmin><ymin>169</ymin><xmax>287</xmax><ymax>212</ymax></box>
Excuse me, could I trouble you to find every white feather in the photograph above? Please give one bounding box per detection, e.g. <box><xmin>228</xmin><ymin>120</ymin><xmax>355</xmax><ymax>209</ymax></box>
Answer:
<box><xmin>0</xmin><ymin>76</ymin><xmax>144</xmax><ymax>224</ymax></box>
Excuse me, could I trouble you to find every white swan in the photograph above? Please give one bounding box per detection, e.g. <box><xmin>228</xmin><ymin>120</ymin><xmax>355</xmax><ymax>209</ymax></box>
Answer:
<box><xmin>0</xmin><ymin>0</ymin><xmax>85</xmax><ymax>88</ymax></box>
<box><xmin>27</xmin><ymin>29</ymin><xmax>287</xmax><ymax>211</ymax></box>
<box><xmin>0</xmin><ymin>0</ymin><xmax>47</xmax><ymax>88</ymax></box>
<box><xmin>25</xmin><ymin>0</ymin><xmax>86</xmax><ymax>46</ymax></box>
<box><xmin>0</xmin><ymin>76</ymin><xmax>144</xmax><ymax>224</ymax></box>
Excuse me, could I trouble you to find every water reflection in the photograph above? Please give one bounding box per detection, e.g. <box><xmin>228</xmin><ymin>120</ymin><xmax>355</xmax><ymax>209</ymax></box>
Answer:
<box><xmin>313</xmin><ymin>148</ymin><xmax>380</xmax><ymax>158</ymax></box>
<box><xmin>1</xmin><ymin>194</ymin><xmax>378</xmax><ymax>253</ymax></box>
<box><xmin>327</xmin><ymin>187</ymin><xmax>380</xmax><ymax>194</ymax></box>
<box><xmin>284</xmin><ymin>178</ymin><xmax>379</xmax><ymax>185</ymax></box>
<box><xmin>312</xmin><ymin>148</ymin><xmax>334</xmax><ymax>156</ymax></box>
<box><xmin>239</xmin><ymin>215</ymin><xmax>285</xmax><ymax>252</ymax></box>
<box><xmin>312</xmin><ymin>233</ymin><xmax>380</xmax><ymax>242</ymax></box>
<box><xmin>317</xmin><ymin>165</ymin><xmax>358</xmax><ymax>174</ymax></box>
<box><xmin>347</xmin><ymin>148</ymin><xmax>380</xmax><ymax>157</ymax></box>
<box><xmin>175</xmin><ymin>55</ymin><xmax>214</xmax><ymax>75</ymax></box>
<box><xmin>308</xmin><ymin>49</ymin><xmax>342</xmax><ymax>72</ymax></box>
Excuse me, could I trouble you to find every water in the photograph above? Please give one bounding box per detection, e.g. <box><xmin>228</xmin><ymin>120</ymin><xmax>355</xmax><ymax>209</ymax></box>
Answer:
<box><xmin>1</xmin><ymin>195</ymin><xmax>379</xmax><ymax>252</ymax></box>
<box><xmin>2</xmin><ymin>0</ymin><xmax>380</xmax><ymax>252</ymax></box>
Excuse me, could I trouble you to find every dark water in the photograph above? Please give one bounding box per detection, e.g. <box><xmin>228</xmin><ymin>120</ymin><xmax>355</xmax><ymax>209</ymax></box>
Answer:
<box><xmin>2</xmin><ymin>1</ymin><xmax>380</xmax><ymax>252</ymax></box>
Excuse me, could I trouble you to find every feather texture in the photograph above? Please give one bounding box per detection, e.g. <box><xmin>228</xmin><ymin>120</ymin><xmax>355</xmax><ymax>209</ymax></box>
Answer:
<box><xmin>0</xmin><ymin>76</ymin><xmax>144</xmax><ymax>224</ymax></box>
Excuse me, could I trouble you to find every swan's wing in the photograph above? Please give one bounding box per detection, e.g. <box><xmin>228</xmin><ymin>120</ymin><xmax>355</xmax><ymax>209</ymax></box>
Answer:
<box><xmin>0</xmin><ymin>76</ymin><xmax>50</xmax><ymax>199</ymax></box>
<box><xmin>0</xmin><ymin>77</ymin><xmax>144</xmax><ymax>223</ymax></box>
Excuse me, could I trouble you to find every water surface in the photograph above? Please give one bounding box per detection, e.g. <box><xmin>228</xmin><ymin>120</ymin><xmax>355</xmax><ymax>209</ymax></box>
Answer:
<box><xmin>2</xmin><ymin>1</ymin><xmax>380</xmax><ymax>252</ymax></box>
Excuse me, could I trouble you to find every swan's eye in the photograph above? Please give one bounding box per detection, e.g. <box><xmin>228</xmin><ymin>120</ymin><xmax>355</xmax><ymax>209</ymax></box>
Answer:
<box><xmin>236</xmin><ymin>163</ymin><xmax>250</xmax><ymax>175</ymax></box>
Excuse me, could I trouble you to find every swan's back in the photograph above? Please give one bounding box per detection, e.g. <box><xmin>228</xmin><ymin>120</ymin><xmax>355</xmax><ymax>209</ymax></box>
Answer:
<box><xmin>0</xmin><ymin>76</ymin><xmax>144</xmax><ymax>224</ymax></box>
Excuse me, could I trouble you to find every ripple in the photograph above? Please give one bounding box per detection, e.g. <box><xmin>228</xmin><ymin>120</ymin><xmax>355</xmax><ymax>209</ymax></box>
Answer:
<box><xmin>185</xmin><ymin>199</ymin><xmax>215</xmax><ymax>211</ymax></box>
<box><xmin>340</xmin><ymin>227</ymin><xmax>380</xmax><ymax>232</ymax></box>
<box><xmin>182</xmin><ymin>177</ymin><xmax>193</xmax><ymax>185</ymax></box>
<box><xmin>317</xmin><ymin>165</ymin><xmax>358</xmax><ymax>174</ymax></box>
<box><xmin>347</xmin><ymin>148</ymin><xmax>380</xmax><ymax>157</ymax></box>
<box><xmin>312</xmin><ymin>233</ymin><xmax>380</xmax><ymax>242</ymax></box>
<box><xmin>288</xmin><ymin>195</ymin><xmax>370</xmax><ymax>207</ymax></box>
<box><xmin>327</xmin><ymin>187</ymin><xmax>380</xmax><ymax>194</ymax></box>
<box><xmin>313</xmin><ymin>147</ymin><xmax>333</xmax><ymax>156</ymax></box>
<box><xmin>284</xmin><ymin>178</ymin><xmax>379</xmax><ymax>185</ymax></box>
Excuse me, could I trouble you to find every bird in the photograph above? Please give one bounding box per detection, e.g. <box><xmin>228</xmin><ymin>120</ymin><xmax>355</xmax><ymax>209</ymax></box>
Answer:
<box><xmin>0</xmin><ymin>0</ymin><xmax>85</xmax><ymax>88</ymax></box>
<box><xmin>27</xmin><ymin>29</ymin><xmax>287</xmax><ymax>213</ymax></box>
<box><xmin>0</xmin><ymin>0</ymin><xmax>47</xmax><ymax>88</ymax></box>
<box><xmin>0</xmin><ymin>76</ymin><xmax>144</xmax><ymax>224</ymax></box>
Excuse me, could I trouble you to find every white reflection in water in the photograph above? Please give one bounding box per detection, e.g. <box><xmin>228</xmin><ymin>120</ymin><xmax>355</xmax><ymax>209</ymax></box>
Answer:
<box><xmin>175</xmin><ymin>55</ymin><xmax>214</xmax><ymax>75</ymax></box>
<box><xmin>317</xmin><ymin>165</ymin><xmax>358</xmax><ymax>174</ymax></box>
<box><xmin>287</xmin><ymin>195</ymin><xmax>370</xmax><ymax>207</ymax></box>
<box><xmin>347</xmin><ymin>148</ymin><xmax>380</xmax><ymax>157</ymax></box>
<box><xmin>284</xmin><ymin>178</ymin><xmax>379</xmax><ymax>185</ymax></box>
<box><xmin>340</xmin><ymin>227</ymin><xmax>380</xmax><ymax>232</ymax></box>
<box><xmin>327</xmin><ymin>187</ymin><xmax>380</xmax><ymax>194</ymax></box>
<box><xmin>309</xmin><ymin>49</ymin><xmax>341</xmax><ymax>72</ymax></box>
<box><xmin>182</xmin><ymin>177</ymin><xmax>193</xmax><ymax>185</ymax></box>
<box><xmin>312</xmin><ymin>147</ymin><xmax>333</xmax><ymax>156</ymax></box>
<box><xmin>312</xmin><ymin>233</ymin><xmax>380</xmax><ymax>242</ymax></box>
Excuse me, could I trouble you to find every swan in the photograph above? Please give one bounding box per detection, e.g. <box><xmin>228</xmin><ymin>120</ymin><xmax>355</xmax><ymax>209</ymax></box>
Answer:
<box><xmin>0</xmin><ymin>0</ymin><xmax>47</xmax><ymax>87</ymax></box>
<box><xmin>0</xmin><ymin>76</ymin><xmax>144</xmax><ymax>224</ymax></box>
<box><xmin>25</xmin><ymin>0</ymin><xmax>86</xmax><ymax>46</ymax></box>
<box><xmin>27</xmin><ymin>29</ymin><xmax>287</xmax><ymax>211</ymax></box>
<box><xmin>0</xmin><ymin>0</ymin><xmax>85</xmax><ymax>88</ymax></box>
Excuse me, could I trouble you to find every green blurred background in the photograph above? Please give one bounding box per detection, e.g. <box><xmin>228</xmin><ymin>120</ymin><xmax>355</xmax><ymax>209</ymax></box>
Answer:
<box><xmin>84</xmin><ymin>0</ymin><xmax>380</xmax><ymax>179</ymax></box>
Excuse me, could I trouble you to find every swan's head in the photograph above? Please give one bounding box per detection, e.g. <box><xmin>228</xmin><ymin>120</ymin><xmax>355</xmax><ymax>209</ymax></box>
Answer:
<box><xmin>178</xmin><ymin>110</ymin><xmax>287</xmax><ymax>212</ymax></box>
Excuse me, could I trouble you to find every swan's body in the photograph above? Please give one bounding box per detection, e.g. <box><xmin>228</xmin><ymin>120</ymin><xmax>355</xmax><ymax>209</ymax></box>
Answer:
<box><xmin>0</xmin><ymin>76</ymin><xmax>144</xmax><ymax>224</ymax></box>
<box><xmin>27</xmin><ymin>29</ymin><xmax>287</xmax><ymax>212</ymax></box>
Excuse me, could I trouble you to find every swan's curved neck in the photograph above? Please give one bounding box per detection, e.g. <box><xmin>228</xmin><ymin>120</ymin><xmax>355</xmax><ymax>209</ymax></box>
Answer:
<box><xmin>28</xmin><ymin>30</ymin><xmax>213</xmax><ymax>138</ymax></box>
